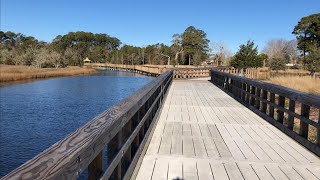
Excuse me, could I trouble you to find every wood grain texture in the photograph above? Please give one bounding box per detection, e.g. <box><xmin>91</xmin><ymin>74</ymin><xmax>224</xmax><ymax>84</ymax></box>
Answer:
<box><xmin>2</xmin><ymin>70</ymin><xmax>173</xmax><ymax>180</ymax></box>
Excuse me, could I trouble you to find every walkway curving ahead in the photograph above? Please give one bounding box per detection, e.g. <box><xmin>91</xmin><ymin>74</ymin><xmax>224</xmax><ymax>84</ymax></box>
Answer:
<box><xmin>134</xmin><ymin>80</ymin><xmax>320</xmax><ymax>180</ymax></box>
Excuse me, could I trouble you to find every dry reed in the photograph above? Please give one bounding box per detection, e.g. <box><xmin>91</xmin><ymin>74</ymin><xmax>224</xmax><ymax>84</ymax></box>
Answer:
<box><xmin>0</xmin><ymin>65</ymin><xmax>96</xmax><ymax>82</ymax></box>
<box><xmin>266</xmin><ymin>76</ymin><xmax>320</xmax><ymax>95</ymax></box>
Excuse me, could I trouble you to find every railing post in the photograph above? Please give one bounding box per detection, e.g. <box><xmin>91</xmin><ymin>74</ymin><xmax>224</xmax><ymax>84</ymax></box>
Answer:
<box><xmin>261</xmin><ymin>90</ymin><xmax>268</xmax><ymax>113</ymax></box>
<box><xmin>250</xmin><ymin>86</ymin><xmax>256</xmax><ymax>106</ymax></box>
<box><xmin>241</xmin><ymin>83</ymin><xmax>246</xmax><ymax>101</ymax></box>
<box><xmin>245</xmin><ymin>84</ymin><xmax>250</xmax><ymax>104</ymax></box>
<box><xmin>88</xmin><ymin>151</ymin><xmax>103</xmax><ymax>180</ymax></box>
<box><xmin>277</xmin><ymin>96</ymin><xmax>285</xmax><ymax>124</ymax></box>
<box><xmin>236</xmin><ymin>81</ymin><xmax>241</xmax><ymax>98</ymax></box>
<box><xmin>107</xmin><ymin>131</ymin><xmax>122</xmax><ymax>180</ymax></box>
<box><xmin>121</xmin><ymin>120</ymin><xmax>132</xmax><ymax>177</ymax></box>
<box><xmin>317</xmin><ymin>110</ymin><xmax>320</xmax><ymax>145</ymax></box>
<box><xmin>287</xmin><ymin>99</ymin><xmax>295</xmax><ymax>130</ymax></box>
<box><xmin>255</xmin><ymin>88</ymin><xmax>261</xmax><ymax>110</ymax></box>
<box><xmin>269</xmin><ymin>93</ymin><xmax>275</xmax><ymax>119</ymax></box>
<box><xmin>230</xmin><ymin>79</ymin><xmax>234</xmax><ymax>94</ymax></box>
<box><xmin>133</xmin><ymin>112</ymin><xmax>140</xmax><ymax>154</ymax></box>
<box><xmin>300</xmin><ymin>104</ymin><xmax>310</xmax><ymax>138</ymax></box>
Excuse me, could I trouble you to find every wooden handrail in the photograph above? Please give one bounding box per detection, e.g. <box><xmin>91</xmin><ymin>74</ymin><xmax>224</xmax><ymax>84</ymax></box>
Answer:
<box><xmin>211</xmin><ymin>69</ymin><xmax>320</xmax><ymax>156</ymax></box>
<box><xmin>2</xmin><ymin>69</ymin><xmax>174</xmax><ymax>180</ymax></box>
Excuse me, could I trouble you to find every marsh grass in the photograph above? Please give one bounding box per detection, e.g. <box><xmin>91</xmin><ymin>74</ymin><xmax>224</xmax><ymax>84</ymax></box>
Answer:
<box><xmin>0</xmin><ymin>65</ymin><xmax>96</xmax><ymax>82</ymax></box>
<box><xmin>266</xmin><ymin>76</ymin><xmax>320</xmax><ymax>95</ymax></box>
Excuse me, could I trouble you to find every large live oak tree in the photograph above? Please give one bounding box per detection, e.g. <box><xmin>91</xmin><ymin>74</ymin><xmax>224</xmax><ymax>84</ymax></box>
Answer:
<box><xmin>293</xmin><ymin>13</ymin><xmax>320</xmax><ymax>74</ymax></box>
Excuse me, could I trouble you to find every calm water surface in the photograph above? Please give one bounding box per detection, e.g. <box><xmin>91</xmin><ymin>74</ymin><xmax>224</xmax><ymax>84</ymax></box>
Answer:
<box><xmin>0</xmin><ymin>70</ymin><xmax>154</xmax><ymax>177</ymax></box>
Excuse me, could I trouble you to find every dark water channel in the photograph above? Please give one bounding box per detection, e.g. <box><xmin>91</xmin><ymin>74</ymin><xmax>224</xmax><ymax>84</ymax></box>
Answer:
<box><xmin>0</xmin><ymin>70</ymin><xmax>154</xmax><ymax>178</ymax></box>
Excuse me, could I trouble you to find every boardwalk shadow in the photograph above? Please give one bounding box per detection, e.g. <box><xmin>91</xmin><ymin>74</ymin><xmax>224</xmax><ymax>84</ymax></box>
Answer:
<box><xmin>172</xmin><ymin>177</ymin><xmax>184</xmax><ymax>180</ymax></box>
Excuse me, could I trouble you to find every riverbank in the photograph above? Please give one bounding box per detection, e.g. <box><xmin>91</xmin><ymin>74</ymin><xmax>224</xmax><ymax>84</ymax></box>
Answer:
<box><xmin>0</xmin><ymin>65</ymin><xmax>97</xmax><ymax>84</ymax></box>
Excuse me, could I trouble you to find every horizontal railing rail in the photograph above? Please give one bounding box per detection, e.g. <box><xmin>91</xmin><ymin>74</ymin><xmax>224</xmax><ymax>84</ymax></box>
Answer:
<box><xmin>2</xmin><ymin>69</ymin><xmax>174</xmax><ymax>180</ymax></box>
<box><xmin>211</xmin><ymin>69</ymin><xmax>320</xmax><ymax>156</ymax></box>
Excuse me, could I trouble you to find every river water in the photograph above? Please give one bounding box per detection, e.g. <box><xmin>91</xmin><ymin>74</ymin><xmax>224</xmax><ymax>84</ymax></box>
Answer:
<box><xmin>0</xmin><ymin>70</ymin><xmax>154</xmax><ymax>177</ymax></box>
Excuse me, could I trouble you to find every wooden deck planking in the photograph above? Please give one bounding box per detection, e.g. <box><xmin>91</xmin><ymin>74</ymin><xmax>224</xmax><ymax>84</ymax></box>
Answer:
<box><xmin>134</xmin><ymin>80</ymin><xmax>320</xmax><ymax>180</ymax></box>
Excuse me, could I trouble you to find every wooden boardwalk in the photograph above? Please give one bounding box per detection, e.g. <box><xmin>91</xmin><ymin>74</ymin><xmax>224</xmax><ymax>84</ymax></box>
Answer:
<box><xmin>134</xmin><ymin>80</ymin><xmax>320</xmax><ymax>180</ymax></box>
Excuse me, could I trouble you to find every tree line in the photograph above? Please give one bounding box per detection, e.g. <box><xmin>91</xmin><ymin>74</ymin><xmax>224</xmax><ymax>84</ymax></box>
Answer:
<box><xmin>0</xmin><ymin>26</ymin><xmax>211</xmax><ymax>67</ymax></box>
<box><xmin>0</xmin><ymin>13</ymin><xmax>319</xmax><ymax>74</ymax></box>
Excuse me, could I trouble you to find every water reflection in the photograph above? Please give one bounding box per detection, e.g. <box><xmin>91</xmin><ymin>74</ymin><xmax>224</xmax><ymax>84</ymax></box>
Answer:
<box><xmin>0</xmin><ymin>70</ymin><xmax>153</xmax><ymax>177</ymax></box>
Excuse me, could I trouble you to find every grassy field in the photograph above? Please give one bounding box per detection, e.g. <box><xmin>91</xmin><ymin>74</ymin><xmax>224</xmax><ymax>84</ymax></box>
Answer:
<box><xmin>0</xmin><ymin>65</ymin><xmax>97</xmax><ymax>83</ymax></box>
<box><xmin>265</xmin><ymin>76</ymin><xmax>320</xmax><ymax>95</ymax></box>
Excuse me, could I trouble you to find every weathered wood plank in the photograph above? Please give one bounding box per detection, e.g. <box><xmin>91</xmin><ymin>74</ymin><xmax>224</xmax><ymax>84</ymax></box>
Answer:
<box><xmin>197</xmin><ymin>160</ymin><xmax>214</xmax><ymax>180</ymax></box>
<box><xmin>279</xmin><ymin>165</ymin><xmax>304</xmax><ymax>180</ymax></box>
<box><xmin>193</xmin><ymin>137</ymin><xmax>207</xmax><ymax>157</ymax></box>
<box><xmin>134</xmin><ymin>79</ymin><xmax>320</xmax><ymax>180</ymax></box>
<box><xmin>152</xmin><ymin>159</ymin><xmax>168</xmax><ymax>180</ymax></box>
<box><xmin>224</xmin><ymin>163</ymin><xmax>244</xmax><ymax>180</ymax></box>
<box><xmin>135</xmin><ymin>158</ymin><xmax>156</xmax><ymax>180</ymax></box>
<box><xmin>183</xmin><ymin>136</ymin><xmax>195</xmax><ymax>157</ymax></box>
<box><xmin>251</xmin><ymin>164</ymin><xmax>274</xmax><ymax>180</ymax></box>
<box><xmin>183</xmin><ymin>160</ymin><xmax>198</xmax><ymax>180</ymax></box>
<box><xmin>265</xmin><ymin>164</ymin><xmax>289</xmax><ymax>180</ymax></box>
<box><xmin>167</xmin><ymin>159</ymin><xmax>182</xmax><ymax>180</ymax></box>
<box><xmin>237</xmin><ymin>163</ymin><xmax>259</xmax><ymax>180</ymax></box>
<box><xmin>210</xmin><ymin>162</ymin><xmax>229</xmax><ymax>180</ymax></box>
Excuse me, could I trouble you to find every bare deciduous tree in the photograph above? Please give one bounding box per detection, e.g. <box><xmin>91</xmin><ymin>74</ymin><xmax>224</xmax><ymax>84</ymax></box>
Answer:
<box><xmin>33</xmin><ymin>48</ymin><xmax>48</xmax><ymax>68</ymax></box>
<box><xmin>210</xmin><ymin>41</ymin><xmax>232</xmax><ymax>66</ymax></box>
<box><xmin>171</xmin><ymin>34</ymin><xmax>183</xmax><ymax>64</ymax></box>
<box><xmin>47</xmin><ymin>51</ymin><xmax>61</xmax><ymax>68</ymax></box>
<box><xmin>263</xmin><ymin>39</ymin><xmax>298</xmax><ymax>65</ymax></box>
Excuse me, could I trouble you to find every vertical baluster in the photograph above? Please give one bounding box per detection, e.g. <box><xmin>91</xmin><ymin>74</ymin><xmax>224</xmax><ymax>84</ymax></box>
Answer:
<box><xmin>261</xmin><ymin>90</ymin><xmax>268</xmax><ymax>113</ymax></box>
<box><xmin>269</xmin><ymin>93</ymin><xmax>275</xmax><ymax>119</ymax></box>
<box><xmin>235</xmin><ymin>81</ymin><xmax>239</xmax><ymax>98</ymax></box>
<box><xmin>107</xmin><ymin>130</ymin><xmax>122</xmax><ymax>180</ymax></box>
<box><xmin>277</xmin><ymin>96</ymin><xmax>285</xmax><ymax>124</ymax></box>
<box><xmin>317</xmin><ymin>110</ymin><xmax>320</xmax><ymax>145</ymax></box>
<box><xmin>121</xmin><ymin>120</ymin><xmax>132</xmax><ymax>177</ymax></box>
<box><xmin>250</xmin><ymin>86</ymin><xmax>256</xmax><ymax>106</ymax></box>
<box><xmin>287</xmin><ymin>100</ymin><xmax>295</xmax><ymax>130</ymax></box>
<box><xmin>300</xmin><ymin>104</ymin><xmax>310</xmax><ymax>138</ymax></box>
<box><xmin>241</xmin><ymin>83</ymin><xmax>246</xmax><ymax>101</ymax></box>
<box><xmin>133</xmin><ymin>111</ymin><xmax>140</xmax><ymax>155</ymax></box>
<box><xmin>245</xmin><ymin>84</ymin><xmax>250</xmax><ymax>104</ymax></box>
<box><xmin>88</xmin><ymin>151</ymin><xmax>103</xmax><ymax>180</ymax></box>
<box><xmin>255</xmin><ymin>88</ymin><xmax>261</xmax><ymax>110</ymax></box>
<box><xmin>230</xmin><ymin>79</ymin><xmax>233</xmax><ymax>94</ymax></box>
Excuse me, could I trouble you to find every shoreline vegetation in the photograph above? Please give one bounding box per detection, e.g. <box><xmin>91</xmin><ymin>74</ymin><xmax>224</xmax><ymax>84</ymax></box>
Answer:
<box><xmin>266</xmin><ymin>76</ymin><xmax>320</xmax><ymax>95</ymax></box>
<box><xmin>1</xmin><ymin>64</ymin><xmax>319</xmax><ymax>95</ymax></box>
<box><xmin>0</xmin><ymin>65</ymin><xmax>97</xmax><ymax>84</ymax></box>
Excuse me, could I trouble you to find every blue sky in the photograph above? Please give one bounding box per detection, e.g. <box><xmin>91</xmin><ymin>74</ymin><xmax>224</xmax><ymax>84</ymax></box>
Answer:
<box><xmin>1</xmin><ymin>0</ymin><xmax>319</xmax><ymax>53</ymax></box>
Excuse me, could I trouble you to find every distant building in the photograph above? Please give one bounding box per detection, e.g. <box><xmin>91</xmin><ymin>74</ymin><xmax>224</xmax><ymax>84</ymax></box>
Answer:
<box><xmin>83</xmin><ymin>57</ymin><xmax>92</xmax><ymax>63</ymax></box>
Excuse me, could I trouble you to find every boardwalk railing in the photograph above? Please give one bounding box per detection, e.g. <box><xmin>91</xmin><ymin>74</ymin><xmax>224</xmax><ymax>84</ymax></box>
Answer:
<box><xmin>86</xmin><ymin>63</ymin><xmax>215</xmax><ymax>79</ymax></box>
<box><xmin>211</xmin><ymin>69</ymin><xmax>320</xmax><ymax>156</ymax></box>
<box><xmin>3</xmin><ymin>70</ymin><xmax>173</xmax><ymax>180</ymax></box>
<box><xmin>85</xmin><ymin>63</ymin><xmax>167</xmax><ymax>76</ymax></box>
<box><xmin>217</xmin><ymin>67</ymin><xmax>320</xmax><ymax>80</ymax></box>
<box><xmin>173</xmin><ymin>67</ymin><xmax>212</xmax><ymax>79</ymax></box>
<box><xmin>217</xmin><ymin>67</ymin><xmax>271</xmax><ymax>80</ymax></box>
